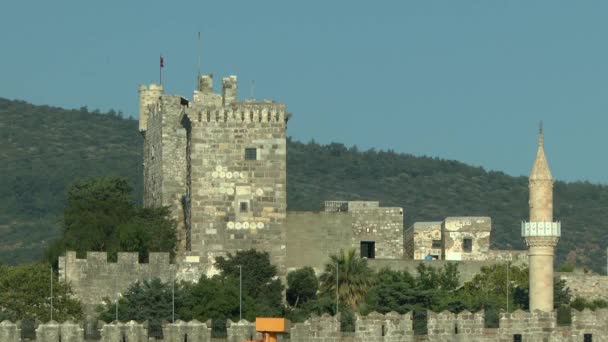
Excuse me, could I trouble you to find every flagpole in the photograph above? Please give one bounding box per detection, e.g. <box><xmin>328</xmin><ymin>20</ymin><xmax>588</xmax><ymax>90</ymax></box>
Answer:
<box><xmin>198</xmin><ymin>32</ymin><xmax>201</xmax><ymax>77</ymax></box>
<box><xmin>160</xmin><ymin>54</ymin><xmax>163</xmax><ymax>85</ymax></box>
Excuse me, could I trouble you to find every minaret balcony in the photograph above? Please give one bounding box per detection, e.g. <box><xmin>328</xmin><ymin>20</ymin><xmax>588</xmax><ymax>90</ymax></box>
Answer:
<box><xmin>521</xmin><ymin>221</ymin><xmax>561</xmax><ymax>237</ymax></box>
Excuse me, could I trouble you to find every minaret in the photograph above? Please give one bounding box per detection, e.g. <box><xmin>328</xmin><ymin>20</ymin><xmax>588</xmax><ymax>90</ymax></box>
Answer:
<box><xmin>522</xmin><ymin>124</ymin><xmax>561</xmax><ymax>312</ymax></box>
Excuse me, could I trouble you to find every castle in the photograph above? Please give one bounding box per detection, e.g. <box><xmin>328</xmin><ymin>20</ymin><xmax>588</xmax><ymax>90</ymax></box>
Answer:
<box><xmin>42</xmin><ymin>73</ymin><xmax>608</xmax><ymax>341</ymax></box>
<box><xmin>134</xmin><ymin>74</ymin><xmax>528</xmax><ymax>275</ymax></box>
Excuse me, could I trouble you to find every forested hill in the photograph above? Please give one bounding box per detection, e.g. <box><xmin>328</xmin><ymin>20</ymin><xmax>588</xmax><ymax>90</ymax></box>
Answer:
<box><xmin>1</xmin><ymin>97</ymin><xmax>607</xmax><ymax>272</ymax></box>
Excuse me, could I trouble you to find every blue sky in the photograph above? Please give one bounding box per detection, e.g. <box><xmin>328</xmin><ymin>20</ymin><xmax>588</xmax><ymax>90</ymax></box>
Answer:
<box><xmin>1</xmin><ymin>1</ymin><xmax>607</xmax><ymax>183</ymax></box>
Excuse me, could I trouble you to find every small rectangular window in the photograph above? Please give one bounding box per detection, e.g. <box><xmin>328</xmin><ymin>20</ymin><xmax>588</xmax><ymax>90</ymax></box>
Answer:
<box><xmin>584</xmin><ymin>334</ymin><xmax>593</xmax><ymax>342</ymax></box>
<box><xmin>239</xmin><ymin>202</ymin><xmax>249</xmax><ymax>212</ymax></box>
<box><xmin>360</xmin><ymin>241</ymin><xmax>375</xmax><ymax>259</ymax></box>
<box><xmin>432</xmin><ymin>240</ymin><xmax>441</xmax><ymax>248</ymax></box>
<box><xmin>513</xmin><ymin>334</ymin><xmax>522</xmax><ymax>342</ymax></box>
<box><xmin>463</xmin><ymin>238</ymin><xmax>473</xmax><ymax>253</ymax></box>
<box><xmin>245</xmin><ymin>147</ymin><xmax>257</xmax><ymax>160</ymax></box>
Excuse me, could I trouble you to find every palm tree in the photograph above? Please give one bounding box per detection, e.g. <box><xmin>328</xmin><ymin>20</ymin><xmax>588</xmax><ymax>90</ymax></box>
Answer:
<box><xmin>319</xmin><ymin>249</ymin><xmax>375</xmax><ymax>310</ymax></box>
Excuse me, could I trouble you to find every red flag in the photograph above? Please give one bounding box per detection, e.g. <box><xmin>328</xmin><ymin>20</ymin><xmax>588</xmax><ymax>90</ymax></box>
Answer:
<box><xmin>160</xmin><ymin>55</ymin><xmax>164</xmax><ymax>68</ymax></box>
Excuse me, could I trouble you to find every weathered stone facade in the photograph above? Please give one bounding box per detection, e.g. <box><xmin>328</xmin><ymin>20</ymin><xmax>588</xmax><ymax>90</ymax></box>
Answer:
<box><xmin>558</xmin><ymin>272</ymin><xmax>608</xmax><ymax>301</ymax></box>
<box><xmin>404</xmin><ymin>217</ymin><xmax>526</xmax><ymax>262</ymax></box>
<box><xmin>404</xmin><ymin>221</ymin><xmax>443</xmax><ymax>260</ymax></box>
<box><xmin>140</xmin><ymin>74</ymin><xmax>288</xmax><ymax>274</ymax></box>
<box><xmin>3</xmin><ymin>309</ymin><xmax>607</xmax><ymax>341</ymax></box>
<box><xmin>58</xmin><ymin>251</ymin><xmax>202</xmax><ymax>316</ymax></box>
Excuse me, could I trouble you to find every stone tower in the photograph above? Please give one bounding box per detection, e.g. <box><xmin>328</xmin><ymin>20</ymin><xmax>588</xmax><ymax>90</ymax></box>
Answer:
<box><xmin>521</xmin><ymin>125</ymin><xmax>561</xmax><ymax>312</ymax></box>
<box><xmin>139</xmin><ymin>74</ymin><xmax>288</xmax><ymax>275</ymax></box>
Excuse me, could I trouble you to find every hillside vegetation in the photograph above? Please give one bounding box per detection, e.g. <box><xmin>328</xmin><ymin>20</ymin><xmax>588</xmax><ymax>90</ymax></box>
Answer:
<box><xmin>1</xmin><ymin>98</ymin><xmax>606</xmax><ymax>272</ymax></box>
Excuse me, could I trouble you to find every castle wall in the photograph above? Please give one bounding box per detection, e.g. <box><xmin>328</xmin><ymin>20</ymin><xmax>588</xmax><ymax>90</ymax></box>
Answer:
<box><xmin>58</xmin><ymin>251</ymin><xmax>178</xmax><ymax>316</ymax></box>
<box><xmin>285</xmin><ymin>212</ymin><xmax>355</xmax><ymax>272</ymax></box>
<box><xmin>558</xmin><ymin>272</ymin><xmax>608</xmax><ymax>301</ymax></box>
<box><xmin>2</xmin><ymin>309</ymin><xmax>606</xmax><ymax>341</ymax></box>
<box><xmin>185</xmin><ymin>102</ymin><xmax>288</xmax><ymax>275</ymax></box>
<box><xmin>285</xmin><ymin>204</ymin><xmax>404</xmax><ymax>273</ymax></box>
<box><xmin>163</xmin><ymin>320</ymin><xmax>212</xmax><ymax>342</ymax></box>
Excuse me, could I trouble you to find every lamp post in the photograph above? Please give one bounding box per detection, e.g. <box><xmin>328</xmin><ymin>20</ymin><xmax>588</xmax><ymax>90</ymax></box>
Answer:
<box><xmin>50</xmin><ymin>266</ymin><xmax>53</xmax><ymax>321</ymax></box>
<box><xmin>506</xmin><ymin>257</ymin><xmax>510</xmax><ymax>312</ymax></box>
<box><xmin>335</xmin><ymin>263</ymin><xmax>339</xmax><ymax>316</ymax></box>
<box><xmin>238</xmin><ymin>265</ymin><xmax>242</xmax><ymax>321</ymax></box>
<box><xmin>172</xmin><ymin>273</ymin><xmax>175</xmax><ymax>323</ymax></box>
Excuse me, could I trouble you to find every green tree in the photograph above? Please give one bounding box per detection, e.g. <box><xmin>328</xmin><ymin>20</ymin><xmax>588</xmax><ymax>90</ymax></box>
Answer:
<box><xmin>286</xmin><ymin>267</ymin><xmax>319</xmax><ymax>307</ymax></box>
<box><xmin>459</xmin><ymin>263</ymin><xmax>528</xmax><ymax>312</ymax></box>
<box><xmin>214</xmin><ymin>249</ymin><xmax>284</xmax><ymax>318</ymax></box>
<box><xmin>364</xmin><ymin>268</ymin><xmax>417</xmax><ymax>314</ymax></box>
<box><xmin>98</xmin><ymin>278</ymin><xmax>181</xmax><ymax>336</ymax></box>
<box><xmin>179</xmin><ymin>277</ymin><xmax>240</xmax><ymax>322</ymax></box>
<box><xmin>0</xmin><ymin>263</ymin><xmax>82</xmax><ymax>321</ymax></box>
<box><xmin>319</xmin><ymin>249</ymin><xmax>374</xmax><ymax>310</ymax></box>
<box><xmin>46</xmin><ymin>177</ymin><xmax>176</xmax><ymax>264</ymax></box>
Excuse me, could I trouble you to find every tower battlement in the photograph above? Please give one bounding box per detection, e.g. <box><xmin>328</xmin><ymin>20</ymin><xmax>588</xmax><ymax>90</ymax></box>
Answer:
<box><xmin>184</xmin><ymin>105</ymin><xmax>287</xmax><ymax>124</ymax></box>
<box><xmin>138</xmin><ymin>83</ymin><xmax>164</xmax><ymax>132</ymax></box>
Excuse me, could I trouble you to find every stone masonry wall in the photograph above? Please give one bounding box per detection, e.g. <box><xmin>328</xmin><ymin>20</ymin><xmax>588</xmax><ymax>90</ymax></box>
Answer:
<box><xmin>558</xmin><ymin>272</ymin><xmax>608</xmax><ymax>301</ymax></box>
<box><xmin>159</xmin><ymin>96</ymin><xmax>189</xmax><ymax>252</ymax></box>
<box><xmin>350</xmin><ymin>206</ymin><xmax>404</xmax><ymax>259</ymax></box>
<box><xmin>408</xmin><ymin>222</ymin><xmax>443</xmax><ymax>260</ymax></box>
<box><xmin>185</xmin><ymin>100</ymin><xmax>288</xmax><ymax>275</ymax></box>
<box><xmin>58</xmin><ymin>251</ymin><xmax>178</xmax><ymax>317</ymax></box>
<box><xmin>2</xmin><ymin>310</ymin><xmax>606</xmax><ymax>341</ymax></box>
<box><xmin>141</xmin><ymin>93</ymin><xmax>189</xmax><ymax>251</ymax></box>
<box><xmin>442</xmin><ymin>217</ymin><xmax>491</xmax><ymax>261</ymax></box>
<box><xmin>285</xmin><ymin>211</ymin><xmax>354</xmax><ymax>273</ymax></box>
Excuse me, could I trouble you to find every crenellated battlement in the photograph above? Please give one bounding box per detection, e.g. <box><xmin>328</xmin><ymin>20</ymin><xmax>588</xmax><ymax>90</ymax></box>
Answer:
<box><xmin>58</xmin><ymin>251</ymin><xmax>178</xmax><ymax>315</ymax></box>
<box><xmin>138</xmin><ymin>83</ymin><xmax>164</xmax><ymax>132</ymax></box>
<box><xmin>185</xmin><ymin>103</ymin><xmax>287</xmax><ymax>125</ymax></box>
<box><xmin>1</xmin><ymin>309</ymin><xmax>607</xmax><ymax>341</ymax></box>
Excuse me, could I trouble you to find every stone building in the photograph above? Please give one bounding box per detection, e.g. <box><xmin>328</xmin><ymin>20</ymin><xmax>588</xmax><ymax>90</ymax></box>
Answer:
<box><xmin>136</xmin><ymin>73</ymin><xmax>527</xmax><ymax>275</ymax></box>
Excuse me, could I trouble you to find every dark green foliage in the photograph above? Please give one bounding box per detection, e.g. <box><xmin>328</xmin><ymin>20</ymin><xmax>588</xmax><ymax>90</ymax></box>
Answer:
<box><xmin>179</xmin><ymin>277</ymin><xmax>240</xmax><ymax>322</ymax></box>
<box><xmin>556</xmin><ymin>305</ymin><xmax>572</xmax><ymax>326</ymax></box>
<box><xmin>46</xmin><ymin>177</ymin><xmax>176</xmax><ymax>265</ymax></box>
<box><xmin>557</xmin><ymin>263</ymin><xmax>575</xmax><ymax>272</ymax></box>
<box><xmin>319</xmin><ymin>249</ymin><xmax>375</xmax><ymax>310</ymax></box>
<box><xmin>459</xmin><ymin>263</ymin><xmax>529</xmax><ymax>312</ymax></box>
<box><xmin>364</xmin><ymin>263</ymin><xmax>463</xmax><ymax>316</ymax></box>
<box><xmin>98</xmin><ymin>278</ymin><xmax>181</xmax><ymax>337</ymax></box>
<box><xmin>363</xmin><ymin>268</ymin><xmax>416</xmax><ymax>314</ymax></box>
<box><xmin>1</xmin><ymin>98</ymin><xmax>608</xmax><ymax>274</ymax></box>
<box><xmin>0</xmin><ymin>263</ymin><xmax>82</xmax><ymax>321</ymax></box>
<box><xmin>286</xmin><ymin>267</ymin><xmax>319</xmax><ymax>307</ymax></box>
<box><xmin>214</xmin><ymin>249</ymin><xmax>284</xmax><ymax>318</ymax></box>
<box><xmin>570</xmin><ymin>297</ymin><xmax>608</xmax><ymax>311</ymax></box>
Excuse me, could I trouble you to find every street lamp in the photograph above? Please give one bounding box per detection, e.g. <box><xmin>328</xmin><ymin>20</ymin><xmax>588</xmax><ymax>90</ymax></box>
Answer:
<box><xmin>238</xmin><ymin>265</ymin><xmax>242</xmax><ymax>321</ymax></box>
<box><xmin>335</xmin><ymin>263</ymin><xmax>339</xmax><ymax>316</ymax></box>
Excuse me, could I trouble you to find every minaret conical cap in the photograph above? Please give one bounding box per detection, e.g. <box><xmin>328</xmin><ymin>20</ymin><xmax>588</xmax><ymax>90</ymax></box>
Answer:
<box><xmin>530</xmin><ymin>124</ymin><xmax>553</xmax><ymax>181</ymax></box>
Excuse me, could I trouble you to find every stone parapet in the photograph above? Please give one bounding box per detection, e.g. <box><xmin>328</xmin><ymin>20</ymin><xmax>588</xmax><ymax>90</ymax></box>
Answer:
<box><xmin>58</xmin><ymin>251</ymin><xmax>196</xmax><ymax>316</ymax></box>
<box><xmin>163</xmin><ymin>320</ymin><xmax>212</xmax><ymax>342</ymax></box>
<box><xmin>558</xmin><ymin>273</ymin><xmax>608</xmax><ymax>301</ymax></box>
<box><xmin>1</xmin><ymin>310</ymin><xmax>606</xmax><ymax>341</ymax></box>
